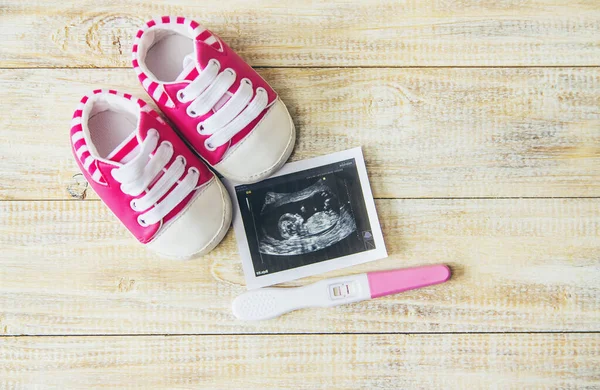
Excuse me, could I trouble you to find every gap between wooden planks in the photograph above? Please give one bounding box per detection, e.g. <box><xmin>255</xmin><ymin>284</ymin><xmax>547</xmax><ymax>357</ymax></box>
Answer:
<box><xmin>1</xmin><ymin>334</ymin><xmax>599</xmax><ymax>389</ymax></box>
<box><xmin>2</xmin><ymin>0</ymin><xmax>600</xmax><ymax>67</ymax></box>
<box><xmin>2</xmin><ymin>2</ymin><xmax>599</xmax><ymax>385</ymax></box>
<box><xmin>1</xmin><ymin>198</ymin><xmax>598</xmax><ymax>335</ymax></box>
<box><xmin>0</xmin><ymin>67</ymin><xmax>599</xmax><ymax>200</ymax></box>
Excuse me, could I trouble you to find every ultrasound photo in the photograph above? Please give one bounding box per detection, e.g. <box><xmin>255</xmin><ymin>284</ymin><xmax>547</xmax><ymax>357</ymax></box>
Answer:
<box><xmin>235</xmin><ymin>158</ymin><xmax>375</xmax><ymax>277</ymax></box>
<box><xmin>227</xmin><ymin>148</ymin><xmax>387</xmax><ymax>288</ymax></box>
<box><xmin>258</xmin><ymin>176</ymin><xmax>357</xmax><ymax>256</ymax></box>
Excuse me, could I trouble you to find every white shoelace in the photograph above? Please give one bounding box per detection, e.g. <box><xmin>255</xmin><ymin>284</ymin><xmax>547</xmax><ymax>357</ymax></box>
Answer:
<box><xmin>111</xmin><ymin>129</ymin><xmax>199</xmax><ymax>227</ymax></box>
<box><xmin>176</xmin><ymin>59</ymin><xmax>269</xmax><ymax>150</ymax></box>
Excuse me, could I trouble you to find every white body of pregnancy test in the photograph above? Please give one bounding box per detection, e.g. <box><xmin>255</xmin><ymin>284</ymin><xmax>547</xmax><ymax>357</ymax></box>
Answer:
<box><xmin>232</xmin><ymin>264</ymin><xmax>451</xmax><ymax>321</ymax></box>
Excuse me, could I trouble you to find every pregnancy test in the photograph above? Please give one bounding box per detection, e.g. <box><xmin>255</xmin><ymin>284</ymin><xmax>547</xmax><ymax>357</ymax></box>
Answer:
<box><xmin>232</xmin><ymin>264</ymin><xmax>451</xmax><ymax>321</ymax></box>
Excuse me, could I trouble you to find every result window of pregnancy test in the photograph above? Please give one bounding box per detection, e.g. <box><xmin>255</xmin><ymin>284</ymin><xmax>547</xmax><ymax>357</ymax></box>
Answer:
<box><xmin>329</xmin><ymin>282</ymin><xmax>356</xmax><ymax>299</ymax></box>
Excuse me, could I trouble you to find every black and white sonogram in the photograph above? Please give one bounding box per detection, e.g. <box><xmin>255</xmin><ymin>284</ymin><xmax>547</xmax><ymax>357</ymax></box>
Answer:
<box><xmin>235</xmin><ymin>158</ymin><xmax>375</xmax><ymax>276</ymax></box>
<box><xmin>258</xmin><ymin>178</ymin><xmax>357</xmax><ymax>256</ymax></box>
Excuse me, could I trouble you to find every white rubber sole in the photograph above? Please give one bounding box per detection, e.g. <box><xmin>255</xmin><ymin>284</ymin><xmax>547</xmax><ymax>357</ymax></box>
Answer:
<box><xmin>218</xmin><ymin>117</ymin><xmax>296</xmax><ymax>185</ymax></box>
<box><xmin>237</xmin><ymin>120</ymin><xmax>296</xmax><ymax>184</ymax></box>
<box><xmin>151</xmin><ymin>178</ymin><xmax>232</xmax><ymax>260</ymax></box>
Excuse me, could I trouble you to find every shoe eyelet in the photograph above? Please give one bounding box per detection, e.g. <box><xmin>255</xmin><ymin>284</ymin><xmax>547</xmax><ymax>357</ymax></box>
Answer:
<box><xmin>137</xmin><ymin>215</ymin><xmax>149</xmax><ymax>227</ymax></box>
<box><xmin>242</xmin><ymin>78</ymin><xmax>252</xmax><ymax>86</ymax></box>
<box><xmin>197</xmin><ymin>122</ymin><xmax>208</xmax><ymax>135</ymax></box>
<box><xmin>189</xmin><ymin>167</ymin><xmax>199</xmax><ymax>176</ymax></box>
<box><xmin>204</xmin><ymin>140</ymin><xmax>217</xmax><ymax>151</ymax></box>
<box><xmin>177</xmin><ymin>155</ymin><xmax>186</xmax><ymax>166</ymax></box>
<box><xmin>177</xmin><ymin>90</ymin><xmax>186</xmax><ymax>103</ymax></box>
<box><xmin>187</xmin><ymin>107</ymin><xmax>198</xmax><ymax>117</ymax></box>
<box><xmin>162</xmin><ymin>140</ymin><xmax>173</xmax><ymax>150</ymax></box>
<box><xmin>256</xmin><ymin>87</ymin><xmax>266</xmax><ymax>95</ymax></box>
<box><xmin>224</xmin><ymin>68</ymin><xmax>235</xmax><ymax>77</ymax></box>
<box><xmin>209</xmin><ymin>59</ymin><xmax>220</xmax><ymax>69</ymax></box>
<box><xmin>130</xmin><ymin>199</ymin><xmax>139</xmax><ymax>211</ymax></box>
<box><xmin>148</xmin><ymin>128</ymin><xmax>159</xmax><ymax>137</ymax></box>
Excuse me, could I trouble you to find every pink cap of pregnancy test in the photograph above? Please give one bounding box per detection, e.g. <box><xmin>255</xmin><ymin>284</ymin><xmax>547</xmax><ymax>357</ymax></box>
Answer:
<box><xmin>367</xmin><ymin>264</ymin><xmax>451</xmax><ymax>298</ymax></box>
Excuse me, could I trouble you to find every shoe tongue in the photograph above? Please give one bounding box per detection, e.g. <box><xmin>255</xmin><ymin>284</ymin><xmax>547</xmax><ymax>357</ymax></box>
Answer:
<box><xmin>176</xmin><ymin>53</ymin><xmax>199</xmax><ymax>82</ymax></box>
<box><xmin>105</xmin><ymin>132</ymin><xmax>140</xmax><ymax>164</ymax></box>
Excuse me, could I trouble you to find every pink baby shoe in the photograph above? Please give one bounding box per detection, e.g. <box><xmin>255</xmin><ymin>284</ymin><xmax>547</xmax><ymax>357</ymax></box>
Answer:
<box><xmin>132</xmin><ymin>16</ymin><xmax>295</xmax><ymax>183</ymax></box>
<box><xmin>69</xmin><ymin>90</ymin><xmax>231</xmax><ymax>259</ymax></box>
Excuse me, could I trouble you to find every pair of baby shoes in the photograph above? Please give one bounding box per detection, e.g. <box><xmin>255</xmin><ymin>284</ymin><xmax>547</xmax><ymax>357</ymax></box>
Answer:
<box><xmin>70</xmin><ymin>16</ymin><xmax>295</xmax><ymax>259</ymax></box>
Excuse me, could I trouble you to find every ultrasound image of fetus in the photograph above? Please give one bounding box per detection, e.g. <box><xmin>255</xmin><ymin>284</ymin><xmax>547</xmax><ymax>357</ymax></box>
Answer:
<box><xmin>258</xmin><ymin>180</ymin><xmax>357</xmax><ymax>256</ymax></box>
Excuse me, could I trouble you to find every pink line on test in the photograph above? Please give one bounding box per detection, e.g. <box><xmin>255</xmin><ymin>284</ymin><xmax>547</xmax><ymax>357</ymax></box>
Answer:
<box><xmin>367</xmin><ymin>264</ymin><xmax>451</xmax><ymax>299</ymax></box>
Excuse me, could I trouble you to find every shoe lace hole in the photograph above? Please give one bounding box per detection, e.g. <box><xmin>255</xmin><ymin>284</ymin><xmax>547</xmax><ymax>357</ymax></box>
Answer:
<box><xmin>137</xmin><ymin>215</ymin><xmax>148</xmax><ymax>227</ymax></box>
<box><xmin>130</xmin><ymin>199</ymin><xmax>138</xmax><ymax>211</ymax></box>
<box><xmin>149</xmin><ymin>128</ymin><xmax>159</xmax><ymax>139</ymax></box>
<box><xmin>204</xmin><ymin>140</ymin><xmax>216</xmax><ymax>151</ymax></box>
<box><xmin>197</xmin><ymin>123</ymin><xmax>208</xmax><ymax>135</ymax></box>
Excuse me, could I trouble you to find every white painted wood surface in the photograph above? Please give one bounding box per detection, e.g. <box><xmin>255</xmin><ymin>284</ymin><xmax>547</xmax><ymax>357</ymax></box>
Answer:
<box><xmin>1</xmin><ymin>334</ymin><xmax>599</xmax><ymax>389</ymax></box>
<box><xmin>1</xmin><ymin>68</ymin><xmax>599</xmax><ymax>200</ymax></box>
<box><xmin>1</xmin><ymin>198</ymin><xmax>598</xmax><ymax>335</ymax></box>
<box><xmin>2</xmin><ymin>0</ymin><xmax>600</xmax><ymax>67</ymax></box>
<box><xmin>1</xmin><ymin>0</ymin><xmax>599</xmax><ymax>388</ymax></box>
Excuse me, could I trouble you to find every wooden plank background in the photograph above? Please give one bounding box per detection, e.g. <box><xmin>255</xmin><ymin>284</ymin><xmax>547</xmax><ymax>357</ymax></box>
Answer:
<box><xmin>2</xmin><ymin>0</ymin><xmax>600</xmax><ymax>67</ymax></box>
<box><xmin>1</xmin><ymin>68</ymin><xmax>599</xmax><ymax>200</ymax></box>
<box><xmin>1</xmin><ymin>198</ymin><xmax>599</xmax><ymax>334</ymax></box>
<box><xmin>0</xmin><ymin>0</ymin><xmax>599</xmax><ymax>388</ymax></box>
<box><xmin>2</xmin><ymin>334</ymin><xmax>599</xmax><ymax>389</ymax></box>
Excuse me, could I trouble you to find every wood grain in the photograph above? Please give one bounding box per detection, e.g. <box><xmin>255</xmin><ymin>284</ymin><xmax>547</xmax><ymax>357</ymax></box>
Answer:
<box><xmin>1</xmin><ymin>334</ymin><xmax>599</xmax><ymax>389</ymax></box>
<box><xmin>1</xmin><ymin>198</ymin><xmax>598</xmax><ymax>335</ymax></box>
<box><xmin>1</xmin><ymin>67</ymin><xmax>599</xmax><ymax>200</ymax></box>
<box><xmin>2</xmin><ymin>0</ymin><xmax>600</xmax><ymax>68</ymax></box>
<box><xmin>2</xmin><ymin>0</ymin><xmax>599</xmax><ymax>386</ymax></box>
